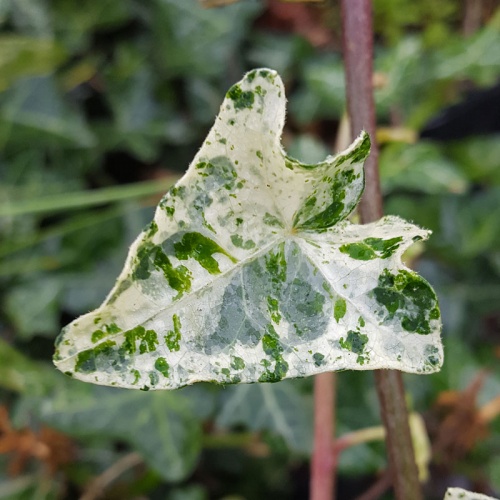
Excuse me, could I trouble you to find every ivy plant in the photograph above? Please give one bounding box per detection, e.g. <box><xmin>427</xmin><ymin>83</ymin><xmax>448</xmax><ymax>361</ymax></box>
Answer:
<box><xmin>54</xmin><ymin>69</ymin><xmax>442</xmax><ymax>390</ymax></box>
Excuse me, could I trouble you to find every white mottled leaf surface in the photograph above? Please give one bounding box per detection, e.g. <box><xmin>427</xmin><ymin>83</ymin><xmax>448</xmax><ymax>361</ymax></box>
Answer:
<box><xmin>54</xmin><ymin>69</ymin><xmax>443</xmax><ymax>390</ymax></box>
<box><xmin>444</xmin><ymin>488</ymin><xmax>499</xmax><ymax>500</ymax></box>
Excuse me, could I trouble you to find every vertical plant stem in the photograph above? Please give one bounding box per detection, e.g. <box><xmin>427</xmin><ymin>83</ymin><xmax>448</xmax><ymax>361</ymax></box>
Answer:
<box><xmin>340</xmin><ymin>1</ymin><xmax>423</xmax><ymax>499</ymax></box>
<box><xmin>340</xmin><ymin>0</ymin><xmax>382</xmax><ymax>224</ymax></box>
<box><xmin>310</xmin><ymin>371</ymin><xmax>336</xmax><ymax>500</ymax></box>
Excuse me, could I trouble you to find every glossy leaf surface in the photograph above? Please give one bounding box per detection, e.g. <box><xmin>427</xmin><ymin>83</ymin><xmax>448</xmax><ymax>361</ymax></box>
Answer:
<box><xmin>54</xmin><ymin>69</ymin><xmax>442</xmax><ymax>390</ymax></box>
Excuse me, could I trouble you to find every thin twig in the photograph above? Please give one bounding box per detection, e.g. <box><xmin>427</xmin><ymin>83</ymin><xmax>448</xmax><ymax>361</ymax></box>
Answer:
<box><xmin>340</xmin><ymin>0</ymin><xmax>423</xmax><ymax>499</ymax></box>
<box><xmin>79</xmin><ymin>452</ymin><xmax>143</xmax><ymax>500</ymax></box>
<box><xmin>354</xmin><ymin>469</ymin><xmax>392</xmax><ymax>500</ymax></box>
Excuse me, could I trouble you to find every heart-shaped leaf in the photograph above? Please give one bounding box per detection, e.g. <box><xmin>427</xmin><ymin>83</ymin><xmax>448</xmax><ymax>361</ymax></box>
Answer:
<box><xmin>54</xmin><ymin>69</ymin><xmax>443</xmax><ymax>390</ymax></box>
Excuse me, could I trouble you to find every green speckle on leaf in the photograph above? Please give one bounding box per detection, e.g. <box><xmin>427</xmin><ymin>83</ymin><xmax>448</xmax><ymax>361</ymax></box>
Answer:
<box><xmin>430</xmin><ymin>307</ymin><xmax>440</xmax><ymax>320</ymax></box>
<box><xmin>226</xmin><ymin>84</ymin><xmax>255</xmax><ymax>110</ymax></box>
<box><xmin>262</xmin><ymin>324</ymin><xmax>282</xmax><ymax>358</ymax></box>
<box><xmin>123</xmin><ymin>326</ymin><xmax>158</xmax><ymax>355</ymax></box>
<box><xmin>293</xmin><ymin>176</ymin><xmax>346</xmax><ymax>230</ymax></box>
<box><xmin>231</xmin><ymin>234</ymin><xmax>256</xmax><ymax>249</ymax></box>
<box><xmin>296</xmin><ymin>288</ymin><xmax>325</xmax><ymax>317</ymax></box>
<box><xmin>133</xmin><ymin>242</ymin><xmax>192</xmax><ymax>297</ymax></box>
<box><xmin>75</xmin><ymin>340</ymin><xmax>117</xmax><ymax>374</ymax></box>
<box><xmin>149</xmin><ymin>371</ymin><xmax>159</xmax><ymax>386</ymax></box>
<box><xmin>372</xmin><ymin>269</ymin><xmax>439</xmax><ymax>335</ymax></box>
<box><xmin>146</xmin><ymin>221</ymin><xmax>158</xmax><ymax>237</ymax></box>
<box><xmin>265</xmin><ymin>243</ymin><xmax>287</xmax><ymax>283</ymax></box>
<box><xmin>174</xmin><ymin>232</ymin><xmax>237</xmax><ymax>274</ymax></box>
<box><xmin>91</xmin><ymin>323</ymin><xmax>121</xmax><ymax>343</ymax></box>
<box><xmin>313</xmin><ymin>353</ymin><xmax>325</xmax><ymax>366</ymax></box>
<box><xmin>231</xmin><ymin>356</ymin><xmax>245</xmax><ymax>370</ymax></box>
<box><xmin>256</xmin><ymin>150</ymin><xmax>263</xmax><ymax>160</ymax></box>
<box><xmin>334</xmin><ymin>298</ymin><xmax>347</xmax><ymax>323</ymax></box>
<box><xmin>165</xmin><ymin>314</ymin><xmax>182</xmax><ymax>352</ymax></box>
<box><xmin>424</xmin><ymin>345</ymin><xmax>440</xmax><ymax>368</ymax></box>
<box><xmin>263</xmin><ymin>212</ymin><xmax>284</xmax><ymax>228</ymax></box>
<box><xmin>340</xmin><ymin>242</ymin><xmax>376</xmax><ymax>260</ymax></box>
<box><xmin>267</xmin><ymin>296</ymin><xmax>281</xmax><ymax>323</ymax></box>
<box><xmin>259</xmin><ymin>324</ymin><xmax>289</xmax><ymax>383</ymax></box>
<box><xmin>340</xmin><ymin>237</ymin><xmax>403</xmax><ymax>260</ymax></box>
<box><xmin>339</xmin><ymin>330</ymin><xmax>368</xmax><ymax>354</ymax></box>
<box><xmin>131</xmin><ymin>369</ymin><xmax>140</xmax><ymax>385</ymax></box>
<box><xmin>154</xmin><ymin>357</ymin><xmax>170</xmax><ymax>378</ymax></box>
<box><xmin>339</xmin><ymin>133</ymin><xmax>371</xmax><ymax>164</ymax></box>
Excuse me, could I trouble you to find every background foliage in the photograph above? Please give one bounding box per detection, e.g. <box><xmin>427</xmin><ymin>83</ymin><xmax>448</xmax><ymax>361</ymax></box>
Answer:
<box><xmin>0</xmin><ymin>0</ymin><xmax>499</xmax><ymax>498</ymax></box>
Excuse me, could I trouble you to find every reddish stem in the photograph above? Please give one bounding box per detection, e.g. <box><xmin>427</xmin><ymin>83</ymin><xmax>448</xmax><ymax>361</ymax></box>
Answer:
<box><xmin>310</xmin><ymin>372</ymin><xmax>336</xmax><ymax>500</ymax></box>
<box><xmin>340</xmin><ymin>0</ymin><xmax>423</xmax><ymax>499</ymax></box>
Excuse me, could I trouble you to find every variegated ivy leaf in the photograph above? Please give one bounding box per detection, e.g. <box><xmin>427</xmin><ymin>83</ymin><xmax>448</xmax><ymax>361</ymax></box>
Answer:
<box><xmin>444</xmin><ymin>488</ymin><xmax>498</xmax><ymax>500</ymax></box>
<box><xmin>54</xmin><ymin>68</ymin><xmax>443</xmax><ymax>390</ymax></box>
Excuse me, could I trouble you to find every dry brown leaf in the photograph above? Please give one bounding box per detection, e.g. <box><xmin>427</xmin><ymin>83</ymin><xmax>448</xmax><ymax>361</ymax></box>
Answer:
<box><xmin>431</xmin><ymin>372</ymin><xmax>497</xmax><ymax>465</ymax></box>
<box><xmin>0</xmin><ymin>406</ymin><xmax>75</xmax><ymax>476</ymax></box>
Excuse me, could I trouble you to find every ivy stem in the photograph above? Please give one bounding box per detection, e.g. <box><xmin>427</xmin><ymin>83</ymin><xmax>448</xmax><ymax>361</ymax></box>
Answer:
<box><xmin>340</xmin><ymin>1</ymin><xmax>423</xmax><ymax>499</ymax></box>
<box><xmin>310</xmin><ymin>371</ymin><xmax>336</xmax><ymax>500</ymax></box>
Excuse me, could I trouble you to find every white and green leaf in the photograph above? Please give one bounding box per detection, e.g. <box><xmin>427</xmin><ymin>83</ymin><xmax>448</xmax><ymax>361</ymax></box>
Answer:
<box><xmin>54</xmin><ymin>69</ymin><xmax>443</xmax><ymax>390</ymax></box>
<box><xmin>444</xmin><ymin>488</ymin><xmax>499</xmax><ymax>500</ymax></box>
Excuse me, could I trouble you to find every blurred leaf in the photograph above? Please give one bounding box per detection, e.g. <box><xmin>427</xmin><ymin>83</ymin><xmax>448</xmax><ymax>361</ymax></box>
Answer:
<box><xmin>379</xmin><ymin>141</ymin><xmax>468</xmax><ymax>194</ymax></box>
<box><xmin>216</xmin><ymin>381</ymin><xmax>313</xmax><ymax>454</ymax></box>
<box><xmin>185</xmin><ymin>78</ymin><xmax>223</xmax><ymax>125</ymax></box>
<box><xmin>247</xmin><ymin>32</ymin><xmax>312</xmax><ymax>78</ymax></box>
<box><xmin>287</xmin><ymin>134</ymin><xmax>330</xmax><ymax>165</ymax></box>
<box><xmin>105</xmin><ymin>68</ymin><xmax>188</xmax><ymax>160</ymax></box>
<box><xmin>28</xmin><ymin>384</ymin><xmax>202</xmax><ymax>481</ymax></box>
<box><xmin>0</xmin><ymin>339</ymin><xmax>202</xmax><ymax>481</ymax></box>
<box><xmin>438</xmin><ymin>189</ymin><xmax>500</xmax><ymax>258</ymax></box>
<box><xmin>0</xmin><ymin>338</ymin><xmax>59</xmax><ymax>395</ymax></box>
<box><xmin>149</xmin><ymin>0</ymin><xmax>263</xmax><ymax>77</ymax></box>
<box><xmin>0</xmin><ymin>35</ymin><xmax>67</xmax><ymax>91</ymax></box>
<box><xmin>0</xmin><ymin>76</ymin><xmax>95</xmax><ymax>148</ymax></box>
<box><xmin>375</xmin><ymin>37</ymin><xmax>430</xmax><ymax>118</ymax></box>
<box><xmin>167</xmin><ymin>484</ymin><xmax>208</xmax><ymax>500</ymax></box>
<box><xmin>385</xmin><ymin>194</ymin><xmax>442</xmax><ymax>236</ymax></box>
<box><xmin>0</xmin><ymin>149</ymin><xmax>85</xmax><ymax>202</ymax></box>
<box><xmin>0</xmin><ymin>474</ymin><xmax>61</xmax><ymax>500</ymax></box>
<box><xmin>4</xmin><ymin>276</ymin><xmax>63</xmax><ymax>340</ymax></box>
<box><xmin>50</xmin><ymin>0</ymin><xmax>133</xmax><ymax>51</ymax></box>
<box><xmin>337</xmin><ymin>442</ymin><xmax>386</xmax><ymax>476</ymax></box>
<box><xmin>491</xmin><ymin>455</ymin><xmax>500</xmax><ymax>492</ymax></box>
<box><xmin>8</xmin><ymin>0</ymin><xmax>52</xmax><ymax>37</ymax></box>
<box><xmin>373</xmin><ymin>0</ymin><xmax>458</xmax><ymax>47</ymax></box>
<box><xmin>445</xmin><ymin>135</ymin><xmax>500</xmax><ymax>186</ymax></box>
<box><xmin>60</xmin><ymin>206</ymin><xmax>156</xmax><ymax>314</ymax></box>
<box><xmin>435</xmin><ymin>11</ymin><xmax>500</xmax><ymax>85</ymax></box>
<box><xmin>289</xmin><ymin>55</ymin><xmax>345</xmax><ymax>124</ymax></box>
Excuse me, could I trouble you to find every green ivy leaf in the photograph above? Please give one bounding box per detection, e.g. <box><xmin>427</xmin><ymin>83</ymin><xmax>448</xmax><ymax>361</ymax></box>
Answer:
<box><xmin>0</xmin><ymin>338</ymin><xmax>203</xmax><ymax>481</ymax></box>
<box><xmin>216</xmin><ymin>381</ymin><xmax>313</xmax><ymax>453</ymax></box>
<box><xmin>29</xmin><ymin>385</ymin><xmax>202</xmax><ymax>481</ymax></box>
<box><xmin>54</xmin><ymin>69</ymin><xmax>443</xmax><ymax>390</ymax></box>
